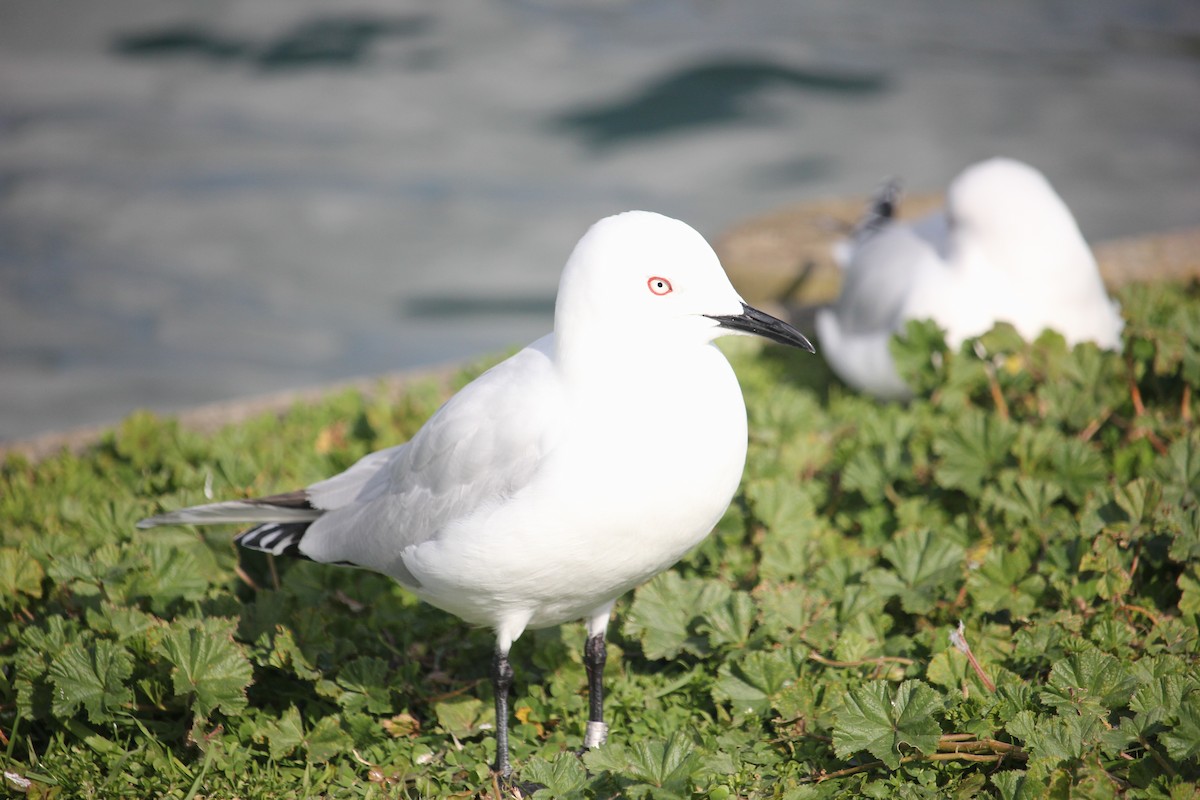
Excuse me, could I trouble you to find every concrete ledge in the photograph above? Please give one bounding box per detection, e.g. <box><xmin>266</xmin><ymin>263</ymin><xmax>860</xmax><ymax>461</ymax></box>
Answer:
<box><xmin>0</xmin><ymin>365</ymin><xmax>460</xmax><ymax>463</ymax></box>
<box><xmin>714</xmin><ymin>196</ymin><xmax>1200</xmax><ymax>308</ymax></box>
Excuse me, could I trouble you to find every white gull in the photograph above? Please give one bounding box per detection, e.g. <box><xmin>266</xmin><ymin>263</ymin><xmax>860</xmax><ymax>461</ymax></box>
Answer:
<box><xmin>816</xmin><ymin>157</ymin><xmax>1123</xmax><ymax>400</ymax></box>
<box><xmin>138</xmin><ymin>210</ymin><xmax>815</xmax><ymax>779</ymax></box>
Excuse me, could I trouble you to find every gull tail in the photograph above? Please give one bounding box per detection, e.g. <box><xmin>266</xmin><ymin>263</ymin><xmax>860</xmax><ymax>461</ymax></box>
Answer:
<box><xmin>136</xmin><ymin>490</ymin><xmax>321</xmax><ymax>529</ymax></box>
<box><xmin>852</xmin><ymin>178</ymin><xmax>902</xmax><ymax>241</ymax></box>
<box><xmin>833</xmin><ymin>178</ymin><xmax>903</xmax><ymax>268</ymax></box>
<box><xmin>137</xmin><ymin>490</ymin><xmax>324</xmax><ymax>562</ymax></box>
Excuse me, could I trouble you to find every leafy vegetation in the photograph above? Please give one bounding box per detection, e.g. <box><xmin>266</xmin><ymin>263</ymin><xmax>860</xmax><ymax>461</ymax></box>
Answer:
<box><xmin>3</xmin><ymin>280</ymin><xmax>1199</xmax><ymax>798</ymax></box>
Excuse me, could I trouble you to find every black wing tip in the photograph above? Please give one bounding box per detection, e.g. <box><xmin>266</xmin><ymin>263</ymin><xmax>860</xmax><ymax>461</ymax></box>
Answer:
<box><xmin>236</xmin><ymin>522</ymin><xmax>314</xmax><ymax>560</ymax></box>
<box><xmin>248</xmin><ymin>490</ymin><xmax>315</xmax><ymax>511</ymax></box>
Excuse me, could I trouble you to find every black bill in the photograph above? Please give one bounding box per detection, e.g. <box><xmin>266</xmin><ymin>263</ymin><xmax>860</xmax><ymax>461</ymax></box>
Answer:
<box><xmin>706</xmin><ymin>302</ymin><xmax>816</xmax><ymax>353</ymax></box>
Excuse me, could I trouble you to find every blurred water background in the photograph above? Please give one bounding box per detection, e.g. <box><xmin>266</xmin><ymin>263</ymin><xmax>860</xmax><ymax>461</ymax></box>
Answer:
<box><xmin>2</xmin><ymin>0</ymin><xmax>1199</xmax><ymax>442</ymax></box>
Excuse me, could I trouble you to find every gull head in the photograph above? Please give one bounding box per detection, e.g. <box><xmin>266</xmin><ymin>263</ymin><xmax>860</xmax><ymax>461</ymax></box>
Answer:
<box><xmin>945</xmin><ymin>158</ymin><xmax>1090</xmax><ymax>279</ymax></box>
<box><xmin>554</xmin><ymin>211</ymin><xmax>813</xmax><ymax>359</ymax></box>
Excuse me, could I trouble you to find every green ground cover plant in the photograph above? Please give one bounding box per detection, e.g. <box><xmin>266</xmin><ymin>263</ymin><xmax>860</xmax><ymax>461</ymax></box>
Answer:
<box><xmin>3</xmin><ymin>279</ymin><xmax>1199</xmax><ymax>798</ymax></box>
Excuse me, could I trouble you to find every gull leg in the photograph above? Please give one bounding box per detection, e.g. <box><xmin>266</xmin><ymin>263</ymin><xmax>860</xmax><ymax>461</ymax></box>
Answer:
<box><xmin>583</xmin><ymin>632</ymin><xmax>608</xmax><ymax>749</ymax></box>
<box><xmin>492</xmin><ymin>649</ymin><xmax>515</xmax><ymax>778</ymax></box>
<box><xmin>582</xmin><ymin>601</ymin><xmax>615</xmax><ymax>750</ymax></box>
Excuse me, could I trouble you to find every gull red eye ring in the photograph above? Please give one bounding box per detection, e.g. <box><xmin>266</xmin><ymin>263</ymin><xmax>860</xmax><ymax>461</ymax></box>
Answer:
<box><xmin>648</xmin><ymin>277</ymin><xmax>673</xmax><ymax>296</ymax></box>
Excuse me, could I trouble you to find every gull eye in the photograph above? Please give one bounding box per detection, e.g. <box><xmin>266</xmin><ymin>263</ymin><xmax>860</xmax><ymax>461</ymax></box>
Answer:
<box><xmin>648</xmin><ymin>277</ymin><xmax>673</xmax><ymax>296</ymax></box>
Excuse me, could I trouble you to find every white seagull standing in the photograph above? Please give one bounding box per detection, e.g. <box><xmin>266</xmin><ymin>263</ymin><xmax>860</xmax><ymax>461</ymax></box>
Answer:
<box><xmin>138</xmin><ymin>211</ymin><xmax>815</xmax><ymax>779</ymax></box>
<box><xmin>816</xmin><ymin>157</ymin><xmax>1123</xmax><ymax>400</ymax></box>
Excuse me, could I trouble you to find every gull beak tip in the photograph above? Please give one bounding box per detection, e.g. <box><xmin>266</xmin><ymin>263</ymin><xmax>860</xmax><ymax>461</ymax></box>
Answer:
<box><xmin>708</xmin><ymin>303</ymin><xmax>817</xmax><ymax>353</ymax></box>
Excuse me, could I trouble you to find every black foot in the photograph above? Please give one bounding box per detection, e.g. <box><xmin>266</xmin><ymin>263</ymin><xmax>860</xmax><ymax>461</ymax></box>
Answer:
<box><xmin>492</xmin><ymin>771</ymin><xmax>546</xmax><ymax>798</ymax></box>
<box><xmin>514</xmin><ymin>779</ymin><xmax>547</xmax><ymax>796</ymax></box>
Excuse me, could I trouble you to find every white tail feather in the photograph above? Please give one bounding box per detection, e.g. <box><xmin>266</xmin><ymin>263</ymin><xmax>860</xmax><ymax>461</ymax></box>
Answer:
<box><xmin>137</xmin><ymin>500</ymin><xmax>321</xmax><ymax>529</ymax></box>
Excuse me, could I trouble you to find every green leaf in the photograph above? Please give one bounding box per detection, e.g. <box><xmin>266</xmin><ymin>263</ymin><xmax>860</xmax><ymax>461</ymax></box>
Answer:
<box><xmin>157</xmin><ymin>619</ymin><xmax>253</xmax><ymax>717</ymax></box>
<box><xmin>869</xmin><ymin>528</ymin><xmax>964</xmax><ymax>615</ymax></box>
<box><xmin>1167</xmin><ymin>505</ymin><xmax>1200</xmax><ymax>563</ymax></box>
<box><xmin>746</xmin><ymin>476</ymin><xmax>818</xmax><ymax>535</ymax></box>
<box><xmin>1157</xmin><ymin>431</ymin><xmax>1200</xmax><ymax>508</ymax></box>
<box><xmin>1114</xmin><ymin>673</ymin><xmax>1188</xmax><ymax>744</ymax></box>
<box><xmin>125</xmin><ymin>541</ymin><xmax>213</xmax><ymax>613</ymax></box>
<box><xmin>260</xmin><ymin>625</ymin><xmax>322</xmax><ymax>681</ymax></box>
<box><xmin>1078</xmin><ymin>535</ymin><xmax>1133</xmax><ymax>602</ymax></box>
<box><xmin>1041</xmin><ymin>649</ymin><xmax>1134</xmax><ymax>717</ymax></box>
<box><xmin>47</xmin><ymin>639</ymin><xmax>134</xmax><ymax>724</ymax></box>
<box><xmin>991</xmin><ymin>770</ymin><xmax>1045</xmax><ymax>800</ymax></box>
<box><xmin>841</xmin><ymin>449</ymin><xmax>891</xmax><ymax>506</ymax></box>
<box><xmin>45</xmin><ymin>545</ymin><xmax>127</xmax><ymax>597</ymax></box>
<box><xmin>1161</xmin><ymin>693</ymin><xmax>1200</xmax><ymax>762</ymax></box>
<box><xmin>933</xmin><ymin>408</ymin><xmax>1017</xmax><ymax>496</ymax></box>
<box><xmin>257</xmin><ymin>705</ymin><xmax>306</xmax><ymax>760</ymax></box>
<box><xmin>525</xmin><ymin>752</ymin><xmax>591</xmax><ymax>799</ymax></box>
<box><xmin>713</xmin><ymin>647</ymin><xmax>806</xmax><ymax>718</ymax></box>
<box><xmin>624</xmin><ymin>573</ymin><xmax>732</xmax><ymax>659</ymax></box>
<box><xmin>305</xmin><ymin>716</ymin><xmax>354</xmax><ymax>762</ymax></box>
<box><xmin>15</xmin><ymin>635</ymin><xmax>60</xmax><ymax>719</ymax></box>
<box><xmin>0</xmin><ymin>546</ymin><xmax>44</xmax><ymax>606</ymax></box>
<box><xmin>17</xmin><ymin>613</ymin><xmax>72</xmax><ymax>658</ymax></box>
<box><xmin>751</xmin><ymin>482</ymin><xmax>828</xmax><ymax>582</ymax></box>
<box><xmin>977</xmin><ymin>321</ymin><xmax>1029</xmax><ymax>355</ymax></box>
<box><xmin>1099</xmin><ymin>714</ymin><xmax>1147</xmax><ymax>757</ymax></box>
<box><xmin>755</xmin><ymin>582</ymin><xmax>838</xmax><ymax>645</ymax></box>
<box><xmin>757</xmin><ymin>520</ymin><xmax>824</xmax><ymax>583</ymax></box>
<box><xmin>833</xmin><ymin>679</ymin><xmax>943</xmax><ymax>769</ymax></box>
<box><xmin>838</xmin><ymin>410</ymin><xmax>915</xmax><ymax>506</ymax></box>
<box><xmin>1179</xmin><ymin>568</ymin><xmax>1200</xmax><ymax>617</ymax></box>
<box><xmin>584</xmin><ymin>732</ymin><xmax>701</xmax><ymax>798</ymax></box>
<box><xmin>985</xmin><ymin>476</ymin><xmax>1063</xmax><ymax>527</ymax></box>
<box><xmin>433</xmin><ymin>696</ymin><xmax>488</xmax><ymax>739</ymax></box>
<box><xmin>1006</xmin><ymin>709</ymin><xmax>1104</xmax><ymax>766</ymax></box>
<box><xmin>84</xmin><ymin>603</ymin><xmax>160</xmax><ymax>647</ymax></box>
<box><xmin>890</xmin><ymin>319</ymin><xmax>949</xmax><ymax>396</ymax></box>
<box><xmin>1048</xmin><ymin>437</ymin><xmax>1109</xmax><ymax>505</ymax></box>
<box><xmin>967</xmin><ymin>546</ymin><xmax>1045</xmax><ymax>617</ymax></box>
<box><xmin>336</xmin><ymin>656</ymin><xmax>395</xmax><ymax>714</ymax></box>
<box><xmin>255</xmin><ymin>706</ymin><xmax>353</xmax><ymax>762</ymax></box>
<box><xmin>1112</xmin><ymin>477</ymin><xmax>1161</xmax><ymax>537</ymax></box>
<box><xmin>697</xmin><ymin>589</ymin><xmax>756</xmax><ymax>650</ymax></box>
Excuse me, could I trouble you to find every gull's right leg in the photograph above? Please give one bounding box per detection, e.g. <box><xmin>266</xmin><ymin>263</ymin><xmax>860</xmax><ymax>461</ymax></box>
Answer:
<box><xmin>492</xmin><ymin>647</ymin><xmax>515</xmax><ymax>779</ymax></box>
<box><xmin>582</xmin><ymin>600</ymin><xmax>616</xmax><ymax>750</ymax></box>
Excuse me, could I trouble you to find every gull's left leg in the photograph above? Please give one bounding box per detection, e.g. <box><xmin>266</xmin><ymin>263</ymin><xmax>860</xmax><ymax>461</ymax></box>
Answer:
<box><xmin>582</xmin><ymin>600</ymin><xmax>615</xmax><ymax>750</ymax></box>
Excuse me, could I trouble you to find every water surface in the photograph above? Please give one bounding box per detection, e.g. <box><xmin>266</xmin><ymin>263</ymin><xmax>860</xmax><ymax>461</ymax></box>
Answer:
<box><xmin>1</xmin><ymin>0</ymin><xmax>1198</xmax><ymax>440</ymax></box>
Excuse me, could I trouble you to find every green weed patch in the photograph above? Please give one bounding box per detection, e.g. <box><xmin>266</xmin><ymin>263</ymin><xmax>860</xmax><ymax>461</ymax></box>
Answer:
<box><xmin>3</xmin><ymin>281</ymin><xmax>1199</xmax><ymax>798</ymax></box>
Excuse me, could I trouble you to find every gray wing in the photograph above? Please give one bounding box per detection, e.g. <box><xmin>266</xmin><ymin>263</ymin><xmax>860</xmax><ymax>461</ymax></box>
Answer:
<box><xmin>297</xmin><ymin>335</ymin><xmax>565</xmax><ymax>581</ymax></box>
<box><xmin>305</xmin><ymin>443</ymin><xmax>409</xmax><ymax>509</ymax></box>
<box><xmin>139</xmin><ymin>335</ymin><xmax>564</xmax><ymax>584</ymax></box>
<box><xmin>834</xmin><ymin>211</ymin><xmax>948</xmax><ymax>336</ymax></box>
